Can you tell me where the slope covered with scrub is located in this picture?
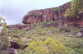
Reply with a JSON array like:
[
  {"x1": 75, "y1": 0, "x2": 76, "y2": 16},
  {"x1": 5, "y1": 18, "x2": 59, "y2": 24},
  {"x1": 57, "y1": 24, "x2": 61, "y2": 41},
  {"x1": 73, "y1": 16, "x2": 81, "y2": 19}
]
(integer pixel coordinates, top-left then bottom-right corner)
[{"x1": 0, "y1": 23, "x2": 83, "y2": 54}]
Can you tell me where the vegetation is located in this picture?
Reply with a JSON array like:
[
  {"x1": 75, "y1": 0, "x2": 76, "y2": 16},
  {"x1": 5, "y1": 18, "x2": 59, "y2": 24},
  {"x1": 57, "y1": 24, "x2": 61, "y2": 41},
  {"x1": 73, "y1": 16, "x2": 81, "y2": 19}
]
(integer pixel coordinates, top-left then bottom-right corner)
[
  {"x1": 0, "y1": 0, "x2": 83, "y2": 54},
  {"x1": 64, "y1": 0, "x2": 83, "y2": 18},
  {"x1": 0, "y1": 22, "x2": 82, "y2": 54},
  {"x1": 18, "y1": 25, "x2": 83, "y2": 54},
  {"x1": 0, "y1": 16, "x2": 9, "y2": 51},
  {"x1": 0, "y1": 16, "x2": 82, "y2": 54}
]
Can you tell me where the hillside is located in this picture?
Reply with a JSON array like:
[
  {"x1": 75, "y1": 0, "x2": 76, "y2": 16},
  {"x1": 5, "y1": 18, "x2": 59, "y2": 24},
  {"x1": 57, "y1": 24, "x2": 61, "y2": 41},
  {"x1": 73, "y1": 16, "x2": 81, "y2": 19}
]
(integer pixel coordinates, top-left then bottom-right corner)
[
  {"x1": 23, "y1": 2, "x2": 70, "y2": 25},
  {"x1": 0, "y1": 0, "x2": 83, "y2": 54},
  {"x1": 7, "y1": 1, "x2": 83, "y2": 30},
  {"x1": 22, "y1": 2, "x2": 83, "y2": 28},
  {"x1": 1, "y1": 24, "x2": 83, "y2": 54}
]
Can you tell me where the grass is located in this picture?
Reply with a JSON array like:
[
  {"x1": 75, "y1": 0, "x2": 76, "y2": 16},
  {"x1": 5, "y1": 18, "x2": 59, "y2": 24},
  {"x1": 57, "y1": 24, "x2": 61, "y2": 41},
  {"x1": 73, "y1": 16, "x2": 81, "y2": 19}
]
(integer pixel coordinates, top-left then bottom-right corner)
[
  {"x1": 13, "y1": 25, "x2": 83, "y2": 54},
  {"x1": 0, "y1": 24, "x2": 83, "y2": 54}
]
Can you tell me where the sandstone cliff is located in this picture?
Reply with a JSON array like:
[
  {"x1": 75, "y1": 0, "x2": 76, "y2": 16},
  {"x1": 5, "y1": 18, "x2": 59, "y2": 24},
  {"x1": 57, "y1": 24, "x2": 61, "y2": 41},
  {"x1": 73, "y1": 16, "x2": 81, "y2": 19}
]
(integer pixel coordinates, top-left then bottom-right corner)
[
  {"x1": 22, "y1": 2, "x2": 83, "y2": 28},
  {"x1": 7, "y1": 2, "x2": 83, "y2": 30},
  {"x1": 22, "y1": 3, "x2": 70, "y2": 24}
]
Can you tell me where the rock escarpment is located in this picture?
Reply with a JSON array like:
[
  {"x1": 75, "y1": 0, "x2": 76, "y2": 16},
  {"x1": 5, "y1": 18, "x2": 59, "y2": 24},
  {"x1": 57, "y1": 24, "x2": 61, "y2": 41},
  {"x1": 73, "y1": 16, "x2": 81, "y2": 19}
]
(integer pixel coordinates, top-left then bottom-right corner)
[
  {"x1": 7, "y1": 24, "x2": 32, "y2": 30},
  {"x1": 8, "y1": 2, "x2": 83, "y2": 30},
  {"x1": 23, "y1": 3, "x2": 70, "y2": 24}
]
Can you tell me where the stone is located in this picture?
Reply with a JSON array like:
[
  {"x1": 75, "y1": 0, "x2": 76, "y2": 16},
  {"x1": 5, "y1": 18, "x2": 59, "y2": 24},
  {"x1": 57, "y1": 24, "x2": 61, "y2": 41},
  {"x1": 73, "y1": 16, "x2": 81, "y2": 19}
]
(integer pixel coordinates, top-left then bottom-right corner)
[
  {"x1": 76, "y1": 32, "x2": 83, "y2": 37},
  {"x1": 22, "y1": 3, "x2": 70, "y2": 25}
]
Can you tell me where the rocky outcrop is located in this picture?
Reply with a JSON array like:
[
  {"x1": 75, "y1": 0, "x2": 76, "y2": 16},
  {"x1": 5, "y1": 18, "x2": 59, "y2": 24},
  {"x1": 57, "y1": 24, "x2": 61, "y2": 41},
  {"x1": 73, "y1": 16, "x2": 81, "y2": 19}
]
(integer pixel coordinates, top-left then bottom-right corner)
[
  {"x1": 22, "y1": 2, "x2": 83, "y2": 28},
  {"x1": 23, "y1": 3, "x2": 70, "y2": 24},
  {"x1": 7, "y1": 2, "x2": 83, "y2": 30},
  {"x1": 7, "y1": 24, "x2": 32, "y2": 30}
]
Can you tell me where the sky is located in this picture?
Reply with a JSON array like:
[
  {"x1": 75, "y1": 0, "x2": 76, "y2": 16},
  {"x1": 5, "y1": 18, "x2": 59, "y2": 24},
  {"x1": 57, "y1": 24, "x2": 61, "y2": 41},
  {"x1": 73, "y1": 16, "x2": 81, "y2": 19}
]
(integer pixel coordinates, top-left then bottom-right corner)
[{"x1": 0, "y1": 0, "x2": 71, "y2": 25}]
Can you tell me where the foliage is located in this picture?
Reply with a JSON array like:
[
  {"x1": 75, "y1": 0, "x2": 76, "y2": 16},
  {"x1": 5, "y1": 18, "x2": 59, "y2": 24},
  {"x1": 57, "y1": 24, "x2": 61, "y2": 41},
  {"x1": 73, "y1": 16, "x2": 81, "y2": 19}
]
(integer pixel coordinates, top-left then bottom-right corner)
[
  {"x1": 64, "y1": 0, "x2": 83, "y2": 18},
  {"x1": 14, "y1": 25, "x2": 83, "y2": 54},
  {"x1": 0, "y1": 16, "x2": 9, "y2": 50},
  {"x1": 0, "y1": 17, "x2": 83, "y2": 54},
  {"x1": 20, "y1": 37, "x2": 70, "y2": 54}
]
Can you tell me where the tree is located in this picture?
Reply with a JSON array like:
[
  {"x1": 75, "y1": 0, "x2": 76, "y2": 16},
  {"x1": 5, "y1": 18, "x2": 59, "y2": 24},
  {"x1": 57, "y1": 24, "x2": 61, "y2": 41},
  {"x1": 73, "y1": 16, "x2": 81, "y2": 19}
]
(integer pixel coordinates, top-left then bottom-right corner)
[
  {"x1": 71, "y1": 0, "x2": 80, "y2": 16},
  {"x1": 65, "y1": 0, "x2": 83, "y2": 18}
]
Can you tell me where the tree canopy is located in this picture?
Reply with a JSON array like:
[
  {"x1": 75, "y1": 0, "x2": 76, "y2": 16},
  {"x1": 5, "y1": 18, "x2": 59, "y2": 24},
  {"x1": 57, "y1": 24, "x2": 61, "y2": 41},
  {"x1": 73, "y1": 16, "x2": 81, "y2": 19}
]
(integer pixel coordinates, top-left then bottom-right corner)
[{"x1": 65, "y1": 0, "x2": 83, "y2": 18}]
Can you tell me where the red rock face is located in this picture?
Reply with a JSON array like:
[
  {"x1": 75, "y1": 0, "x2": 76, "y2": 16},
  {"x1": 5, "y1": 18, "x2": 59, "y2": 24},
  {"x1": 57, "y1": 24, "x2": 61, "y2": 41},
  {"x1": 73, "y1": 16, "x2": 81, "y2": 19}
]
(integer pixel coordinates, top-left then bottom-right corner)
[
  {"x1": 7, "y1": 2, "x2": 83, "y2": 30},
  {"x1": 7, "y1": 24, "x2": 32, "y2": 30},
  {"x1": 22, "y1": 3, "x2": 70, "y2": 24},
  {"x1": 22, "y1": 2, "x2": 83, "y2": 28}
]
